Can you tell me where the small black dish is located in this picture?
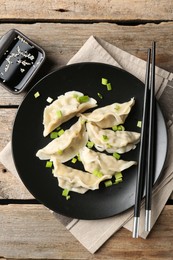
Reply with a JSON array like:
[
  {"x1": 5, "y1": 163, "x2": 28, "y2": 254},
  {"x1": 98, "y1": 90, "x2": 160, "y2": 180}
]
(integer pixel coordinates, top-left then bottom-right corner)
[{"x1": 0, "y1": 29, "x2": 45, "y2": 94}]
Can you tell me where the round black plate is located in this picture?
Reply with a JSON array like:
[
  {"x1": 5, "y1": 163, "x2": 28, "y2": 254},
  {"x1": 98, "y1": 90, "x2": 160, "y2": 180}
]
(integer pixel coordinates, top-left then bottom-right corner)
[{"x1": 12, "y1": 62, "x2": 167, "y2": 219}]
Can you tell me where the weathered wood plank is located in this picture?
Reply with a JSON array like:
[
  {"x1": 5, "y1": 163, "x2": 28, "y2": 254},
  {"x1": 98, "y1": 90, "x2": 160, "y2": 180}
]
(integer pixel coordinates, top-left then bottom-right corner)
[
  {"x1": 0, "y1": 204, "x2": 172, "y2": 259},
  {"x1": 0, "y1": 22, "x2": 173, "y2": 106},
  {"x1": 0, "y1": 108, "x2": 33, "y2": 199},
  {"x1": 0, "y1": 0, "x2": 173, "y2": 22},
  {"x1": 0, "y1": 164, "x2": 33, "y2": 199},
  {"x1": 0, "y1": 108, "x2": 16, "y2": 151}
]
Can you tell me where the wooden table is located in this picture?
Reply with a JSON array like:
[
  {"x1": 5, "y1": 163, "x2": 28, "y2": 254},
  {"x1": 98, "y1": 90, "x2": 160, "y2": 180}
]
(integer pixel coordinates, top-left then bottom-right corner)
[{"x1": 0, "y1": 1, "x2": 173, "y2": 259}]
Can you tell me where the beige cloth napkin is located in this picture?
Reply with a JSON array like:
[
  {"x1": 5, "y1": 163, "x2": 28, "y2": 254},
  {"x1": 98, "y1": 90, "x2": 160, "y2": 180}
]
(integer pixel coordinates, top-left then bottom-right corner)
[{"x1": 0, "y1": 36, "x2": 173, "y2": 254}]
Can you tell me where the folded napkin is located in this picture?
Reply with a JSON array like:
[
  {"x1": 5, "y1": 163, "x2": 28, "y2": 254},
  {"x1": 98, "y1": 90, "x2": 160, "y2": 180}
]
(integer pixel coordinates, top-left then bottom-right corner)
[{"x1": 0, "y1": 36, "x2": 173, "y2": 254}]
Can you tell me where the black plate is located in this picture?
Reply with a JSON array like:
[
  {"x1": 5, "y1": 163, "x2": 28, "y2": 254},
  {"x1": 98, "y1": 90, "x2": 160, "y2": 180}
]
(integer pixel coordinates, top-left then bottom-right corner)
[{"x1": 12, "y1": 62, "x2": 167, "y2": 219}]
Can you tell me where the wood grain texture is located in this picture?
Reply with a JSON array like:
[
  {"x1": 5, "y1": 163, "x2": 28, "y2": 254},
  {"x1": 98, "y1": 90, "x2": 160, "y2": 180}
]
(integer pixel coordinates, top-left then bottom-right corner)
[
  {"x1": 0, "y1": 164, "x2": 33, "y2": 199},
  {"x1": 0, "y1": 108, "x2": 16, "y2": 151},
  {"x1": 0, "y1": 0, "x2": 173, "y2": 22},
  {"x1": 0, "y1": 1, "x2": 172, "y2": 259},
  {"x1": 0, "y1": 22, "x2": 173, "y2": 105},
  {"x1": 0, "y1": 108, "x2": 34, "y2": 199},
  {"x1": 0, "y1": 204, "x2": 172, "y2": 259}
]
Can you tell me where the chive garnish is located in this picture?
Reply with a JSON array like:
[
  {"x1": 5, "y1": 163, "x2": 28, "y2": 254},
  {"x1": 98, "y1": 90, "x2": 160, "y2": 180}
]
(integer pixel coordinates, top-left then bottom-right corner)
[
  {"x1": 107, "y1": 143, "x2": 112, "y2": 149},
  {"x1": 71, "y1": 157, "x2": 77, "y2": 164},
  {"x1": 112, "y1": 125, "x2": 118, "y2": 131},
  {"x1": 45, "y1": 161, "x2": 53, "y2": 168},
  {"x1": 113, "y1": 152, "x2": 121, "y2": 160},
  {"x1": 137, "y1": 120, "x2": 142, "y2": 128},
  {"x1": 62, "y1": 189, "x2": 70, "y2": 200},
  {"x1": 77, "y1": 95, "x2": 89, "y2": 103},
  {"x1": 92, "y1": 169, "x2": 103, "y2": 178},
  {"x1": 34, "y1": 91, "x2": 40, "y2": 98},
  {"x1": 57, "y1": 150, "x2": 63, "y2": 155},
  {"x1": 58, "y1": 129, "x2": 64, "y2": 136},
  {"x1": 50, "y1": 132, "x2": 59, "y2": 139},
  {"x1": 117, "y1": 125, "x2": 125, "y2": 131},
  {"x1": 56, "y1": 110, "x2": 62, "y2": 118},
  {"x1": 114, "y1": 104, "x2": 120, "y2": 110},
  {"x1": 115, "y1": 172, "x2": 123, "y2": 180},
  {"x1": 77, "y1": 153, "x2": 81, "y2": 162},
  {"x1": 101, "y1": 78, "x2": 108, "y2": 85},
  {"x1": 114, "y1": 172, "x2": 123, "y2": 184},
  {"x1": 87, "y1": 141, "x2": 94, "y2": 149},
  {"x1": 104, "y1": 180, "x2": 113, "y2": 187},
  {"x1": 97, "y1": 92, "x2": 103, "y2": 99},
  {"x1": 112, "y1": 125, "x2": 125, "y2": 131},
  {"x1": 73, "y1": 93, "x2": 79, "y2": 99},
  {"x1": 102, "y1": 135, "x2": 109, "y2": 142},
  {"x1": 114, "y1": 179, "x2": 123, "y2": 184},
  {"x1": 107, "y1": 83, "x2": 112, "y2": 91}
]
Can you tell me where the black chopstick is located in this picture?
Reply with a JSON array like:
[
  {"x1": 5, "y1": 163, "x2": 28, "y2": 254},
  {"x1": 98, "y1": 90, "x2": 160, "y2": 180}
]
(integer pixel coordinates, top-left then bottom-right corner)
[
  {"x1": 132, "y1": 48, "x2": 151, "y2": 238},
  {"x1": 145, "y1": 41, "x2": 156, "y2": 232}
]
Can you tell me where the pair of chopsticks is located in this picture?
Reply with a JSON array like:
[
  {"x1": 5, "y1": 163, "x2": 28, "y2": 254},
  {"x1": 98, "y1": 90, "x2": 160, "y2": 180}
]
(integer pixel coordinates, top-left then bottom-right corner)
[{"x1": 133, "y1": 42, "x2": 156, "y2": 238}]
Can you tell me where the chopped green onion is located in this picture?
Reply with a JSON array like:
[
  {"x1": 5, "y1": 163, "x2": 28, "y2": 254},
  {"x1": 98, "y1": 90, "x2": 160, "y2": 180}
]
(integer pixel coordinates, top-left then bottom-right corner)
[
  {"x1": 62, "y1": 189, "x2": 70, "y2": 200},
  {"x1": 115, "y1": 172, "x2": 123, "y2": 180},
  {"x1": 97, "y1": 92, "x2": 103, "y2": 99},
  {"x1": 58, "y1": 129, "x2": 64, "y2": 136},
  {"x1": 115, "y1": 104, "x2": 120, "y2": 110},
  {"x1": 62, "y1": 189, "x2": 69, "y2": 196},
  {"x1": 117, "y1": 125, "x2": 125, "y2": 131},
  {"x1": 80, "y1": 118, "x2": 86, "y2": 125},
  {"x1": 57, "y1": 149, "x2": 63, "y2": 155},
  {"x1": 46, "y1": 97, "x2": 53, "y2": 103},
  {"x1": 114, "y1": 172, "x2": 123, "y2": 184},
  {"x1": 137, "y1": 120, "x2": 142, "y2": 128},
  {"x1": 45, "y1": 161, "x2": 53, "y2": 168},
  {"x1": 102, "y1": 78, "x2": 108, "y2": 85},
  {"x1": 56, "y1": 126, "x2": 61, "y2": 131},
  {"x1": 102, "y1": 135, "x2": 109, "y2": 142},
  {"x1": 56, "y1": 110, "x2": 62, "y2": 118},
  {"x1": 106, "y1": 143, "x2": 112, "y2": 149},
  {"x1": 52, "y1": 169, "x2": 55, "y2": 174},
  {"x1": 104, "y1": 180, "x2": 113, "y2": 187},
  {"x1": 50, "y1": 132, "x2": 59, "y2": 139},
  {"x1": 77, "y1": 95, "x2": 89, "y2": 103},
  {"x1": 114, "y1": 179, "x2": 123, "y2": 184},
  {"x1": 71, "y1": 157, "x2": 77, "y2": 164},
  {"x1": 113, "y1": 152, "x2": 121, "y2": 160},
  {"x1": 112, "y1": 125, "x2": 125, "y2": 131},
  {"x1": 92, "y1": 169, "x2": 103, "y2": 178},
  {"x1": 77, "y1": 153, "x2": 81, "y2": 162},
  {"x1": 112, "y1": 125, "x2": 118, "y2": 131},
  {"x1": 73, "y1": 93, "x2": 79, "y2": 99},
  {"x1": 87, "y1": 141, "x2": 94, "y2": 149},
  {"x1": 107, "y1": 82, "x2": 112, "y2": 91},
  {"x1": 34, "y1": 91, "x2": 40, "y2": 98}
]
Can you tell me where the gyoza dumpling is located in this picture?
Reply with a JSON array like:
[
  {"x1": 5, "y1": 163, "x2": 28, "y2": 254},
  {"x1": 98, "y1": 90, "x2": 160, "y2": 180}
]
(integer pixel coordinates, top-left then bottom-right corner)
[
  {"x1": 43, "y1": 91, "x2": 97, "y2": 136},
  {"x1": 86, "y1": 122, "x2": 140, "y2": 153},
  {"x1": 51, "y1": 156, "x2": 110, "y2": 194},
  {"x1": 81, "y1": 98, "x2": 135, "y2": 128},
  {"x1": 36, "y1": 118, "x2": 88, "y2": 162},
  {"x1": 79, "y1": 147, "x2": 137, "y2": 176}
]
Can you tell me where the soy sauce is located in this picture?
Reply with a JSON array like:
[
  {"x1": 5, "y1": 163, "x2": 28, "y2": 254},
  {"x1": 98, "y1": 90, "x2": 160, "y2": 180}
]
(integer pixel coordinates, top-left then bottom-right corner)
[{"x1": 0, "y1": 33, "x2": 45, "y2": 93}]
